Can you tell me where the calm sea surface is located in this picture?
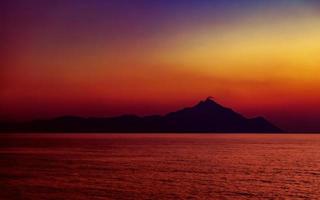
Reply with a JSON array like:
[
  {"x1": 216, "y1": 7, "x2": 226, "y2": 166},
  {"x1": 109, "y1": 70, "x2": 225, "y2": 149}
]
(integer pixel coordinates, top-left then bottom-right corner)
[{"x1": 1, "y1": 133, "x2": 320, "y2": 200}]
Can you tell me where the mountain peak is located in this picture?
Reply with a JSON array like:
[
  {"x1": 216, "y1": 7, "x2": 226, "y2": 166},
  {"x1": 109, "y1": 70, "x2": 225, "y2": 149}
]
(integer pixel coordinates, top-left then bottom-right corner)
[
  {"x1": 203, "y1": 96, "x2": 215, "y2": 103},
  {"x1": 196, "y1": 96, "x2": 223, "y2": 109},
  {"x1": 206, "y1": 96, "x2": 214, "y2": 100}
]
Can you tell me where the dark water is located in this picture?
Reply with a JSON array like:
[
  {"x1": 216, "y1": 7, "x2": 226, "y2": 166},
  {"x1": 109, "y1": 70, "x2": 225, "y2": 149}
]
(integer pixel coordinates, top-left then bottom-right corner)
[{"x1": 1, "y1": 134, "x2": 320, "y2": 200}]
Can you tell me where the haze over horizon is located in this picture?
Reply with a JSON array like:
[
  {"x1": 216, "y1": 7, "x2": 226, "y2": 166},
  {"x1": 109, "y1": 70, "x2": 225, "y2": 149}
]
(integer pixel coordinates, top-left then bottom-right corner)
[{"x1": 2, "y1": 0, "x2": 320, "y2": 132}]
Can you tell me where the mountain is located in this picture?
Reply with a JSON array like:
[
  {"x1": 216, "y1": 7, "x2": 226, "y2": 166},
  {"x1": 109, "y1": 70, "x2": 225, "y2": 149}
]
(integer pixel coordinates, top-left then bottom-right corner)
[
  {"x1": 0, "y1": 98, "x2": 283, "y2": 133},
  {"x1": 161, "y1": 98, "x2": 282, "y2": 132}
]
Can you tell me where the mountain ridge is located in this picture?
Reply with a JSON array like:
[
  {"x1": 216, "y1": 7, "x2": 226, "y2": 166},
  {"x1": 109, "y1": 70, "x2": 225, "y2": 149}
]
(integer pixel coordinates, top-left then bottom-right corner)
[{"x1": 0, "y1": 98, "x2": 283, "y2": 133}]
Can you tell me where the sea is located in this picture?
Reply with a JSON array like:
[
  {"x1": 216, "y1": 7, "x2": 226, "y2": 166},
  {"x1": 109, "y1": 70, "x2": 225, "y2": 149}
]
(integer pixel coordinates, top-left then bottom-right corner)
[{"x1": 1, "y1": 133, "x2": 320, "y2": 200}]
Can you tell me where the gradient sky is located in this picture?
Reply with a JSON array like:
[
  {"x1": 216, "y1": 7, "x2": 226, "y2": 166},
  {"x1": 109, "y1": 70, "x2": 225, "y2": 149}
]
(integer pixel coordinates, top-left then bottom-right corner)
[{"x1": 2, "y1": 0, "x2": 320, "y2": 131}]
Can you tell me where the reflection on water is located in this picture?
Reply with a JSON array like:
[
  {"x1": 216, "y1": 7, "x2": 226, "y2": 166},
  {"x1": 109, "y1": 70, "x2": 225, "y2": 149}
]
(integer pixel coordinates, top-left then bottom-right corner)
[{"x1": 1, "y1": 134, "x2": 320, "y2": 199}]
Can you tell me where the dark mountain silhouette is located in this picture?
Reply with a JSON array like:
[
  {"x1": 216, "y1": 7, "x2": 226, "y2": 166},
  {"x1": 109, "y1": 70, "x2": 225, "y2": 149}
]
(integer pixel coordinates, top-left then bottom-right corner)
[{"x1": 0, "y1": 97, "x2": 283, "y2": 133}]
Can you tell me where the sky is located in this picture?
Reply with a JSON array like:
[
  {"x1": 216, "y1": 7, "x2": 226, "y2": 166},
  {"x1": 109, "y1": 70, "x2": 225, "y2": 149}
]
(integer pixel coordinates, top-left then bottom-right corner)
[{"x1": 1, "y1": 0, "x2": 320, "y2": 132}]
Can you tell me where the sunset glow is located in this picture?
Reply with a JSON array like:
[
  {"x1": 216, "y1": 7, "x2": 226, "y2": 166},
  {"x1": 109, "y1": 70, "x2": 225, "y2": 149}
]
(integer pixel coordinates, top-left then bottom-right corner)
[{"x1": 2, "y1": 0, "x2": 320, "y2": 131}]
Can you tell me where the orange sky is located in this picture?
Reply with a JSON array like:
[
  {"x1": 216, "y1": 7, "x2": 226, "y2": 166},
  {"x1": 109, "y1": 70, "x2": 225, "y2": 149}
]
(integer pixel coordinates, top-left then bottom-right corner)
[{"x1": 2, "y1": 0, "x2": 320, "y2": 131}]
